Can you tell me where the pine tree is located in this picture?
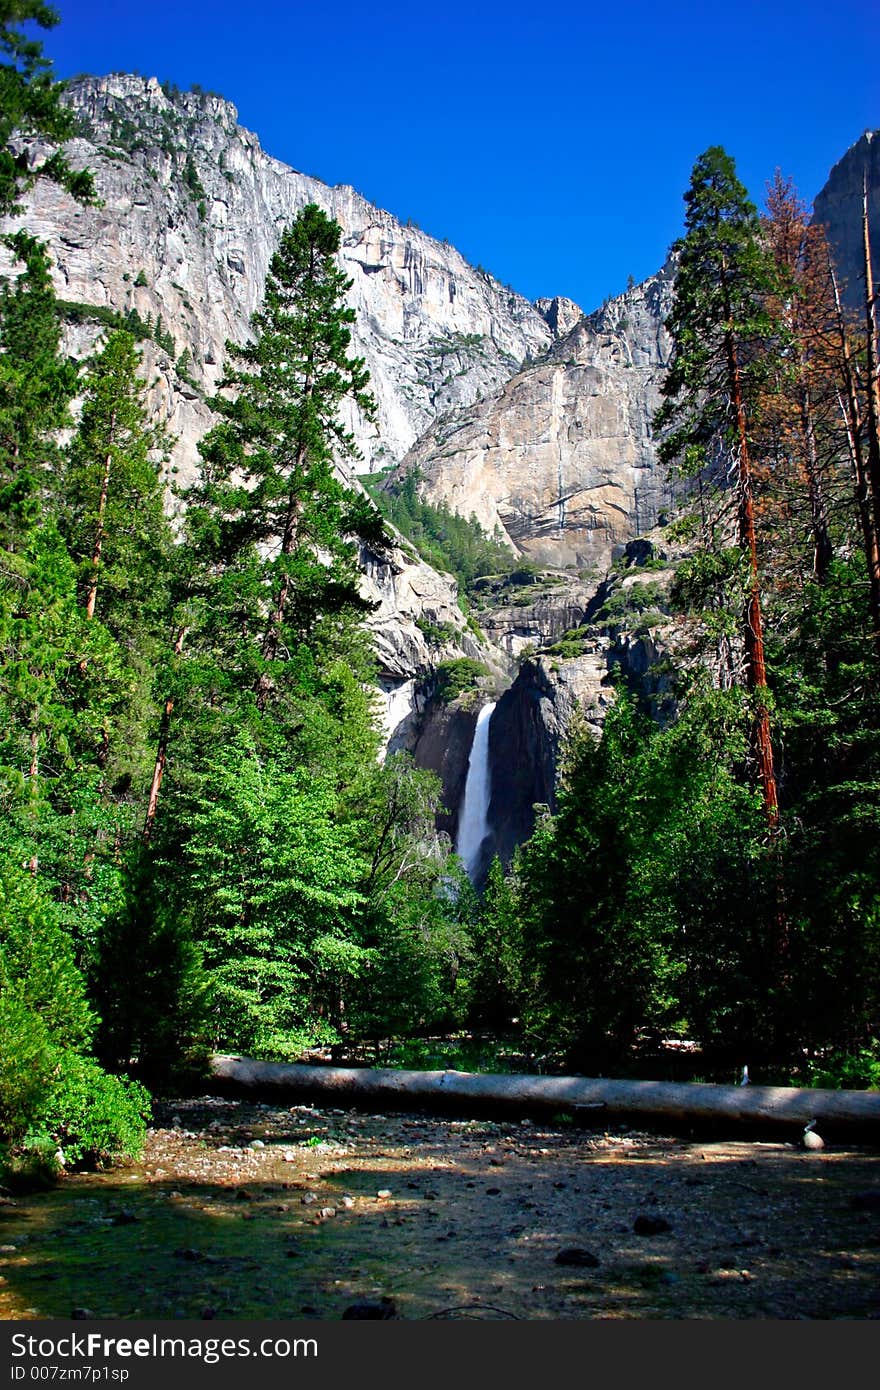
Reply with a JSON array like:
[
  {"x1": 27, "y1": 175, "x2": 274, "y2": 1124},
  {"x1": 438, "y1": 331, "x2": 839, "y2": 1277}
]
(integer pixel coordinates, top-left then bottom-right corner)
[
  {"x1": 142, "y1": 205, "x2": 386, "y2": 837},
  {"x1": 655, "y1": 147, "x2": 785, "y2": 829},
  {"x1": 187, "y1": 202, "x2": 383, "y2": 708},
  {"x1": 0, "y1": 1, "x2": 95, "y2": 215},
  {"x1": 60, "y1": 330, "x2": 171, "y2": 637},
  {"x1": 0, "y1": 231, "x2": 77, "y2": 545}
]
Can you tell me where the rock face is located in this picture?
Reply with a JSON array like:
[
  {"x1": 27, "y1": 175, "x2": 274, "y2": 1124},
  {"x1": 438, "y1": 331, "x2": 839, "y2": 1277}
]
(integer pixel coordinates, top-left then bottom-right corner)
[
  {"x1": 393, "y1": 266, "x2": 676, "y2": 575},
  {"x1": 15, "y1": 78, "x2": 874, "y2": 860},
  {"x1": 5, "y1": 74, "x2": 568, "y2": 484},
  {"x1": 357, "y1": 539, "x2": 490, "y2": 748},
  {"x1": 484, "y1": 538, "x2": 684, "y2": 865},
  {"x1": 469, "y1": 571, "x2": 597, "y2": 659},
  {"x1": 812, "y1": 129, "x2": 880, "y2": 312},
  {"x1": 534, "y1": 295, "x2": 584, "y2": 337},
  {"x1": 408, "y1": 697, "x2": 482, "y2": 845},
  {"x1": 485, "y1": 651, "x2": 609, "y2": 867}
]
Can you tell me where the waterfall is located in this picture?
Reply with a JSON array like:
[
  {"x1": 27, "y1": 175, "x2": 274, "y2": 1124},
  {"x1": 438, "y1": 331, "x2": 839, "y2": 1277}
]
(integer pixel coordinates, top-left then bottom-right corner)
[{"x1": 456, "y1": 701, "x2": 496, "y2": 880}]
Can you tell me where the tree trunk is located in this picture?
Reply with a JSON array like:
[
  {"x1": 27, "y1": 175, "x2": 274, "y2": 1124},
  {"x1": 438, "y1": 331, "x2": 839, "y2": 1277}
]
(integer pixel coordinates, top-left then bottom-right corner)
[
  {"x1": 830, "y1": 262, "x2": 880, "y2": 655},
  {"x1": 84, "y1": 421, "x2": 115, "y2": 621},
  {"x1": 260, "y1": 451, "x2": 305, "y2": 666},
  {"x1": 209, "y1": 1056, "x2": 880, "y2": 1137},
  {"x1": 797, "y1": 378, "x2": 832, "y2": 583},
  {"x1": 861, "y1": 176, "x2": 880, "y2": 570},
  {"x1": 143, "y1": 625, "x2": 187, "y2": 844},
  {"x1": 724, "y1": 327, "x2": 780, "y2": 830}
]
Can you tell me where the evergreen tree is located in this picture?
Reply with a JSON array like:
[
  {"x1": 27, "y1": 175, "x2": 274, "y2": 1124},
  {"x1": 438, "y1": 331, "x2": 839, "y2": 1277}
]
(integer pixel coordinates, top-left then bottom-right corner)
[
  {"x1": 655, "y1": 147, "x2": 786, "y2": 829},
  {"x1": 60, "y1": 331, "x2": 172, "y2": 636},
  {"x1": 0, "y1": 1, "x2": 95, "y2": 216},
  {"x1": 186, "y1": 202, "x2": 384, "y2": 711},
  {"x1": 0, "y1": 231, "x2": 77, "y2": 544}
]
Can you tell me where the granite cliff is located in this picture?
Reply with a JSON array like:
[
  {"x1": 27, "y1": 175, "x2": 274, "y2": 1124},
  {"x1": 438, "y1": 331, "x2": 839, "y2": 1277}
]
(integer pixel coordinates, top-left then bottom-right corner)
[
  {"x1": 390, "y1": 266, "x2": 676, "y2": 577},
  {"x1": 8, "y1": 74, "x2": 569, "y2": 481},
  {"x1": 813, "y1": 129, "x2": 879, "y2": 312}
]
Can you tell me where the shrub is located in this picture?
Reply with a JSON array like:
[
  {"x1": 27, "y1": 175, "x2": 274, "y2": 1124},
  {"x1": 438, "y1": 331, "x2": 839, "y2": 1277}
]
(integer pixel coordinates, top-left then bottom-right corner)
[
  {"x1": 34, "y1": 1052, "x2": 151, "y2": 1167},
  {"x1": 433, "y1": 658, "x2": 490, "y2": 704},
  {"x1": 803, "y1": 1041, "x2": 880, "y2": 1090},
  {"x1": 0, "y1": 989, "x2": 57, "y2": 1142}
]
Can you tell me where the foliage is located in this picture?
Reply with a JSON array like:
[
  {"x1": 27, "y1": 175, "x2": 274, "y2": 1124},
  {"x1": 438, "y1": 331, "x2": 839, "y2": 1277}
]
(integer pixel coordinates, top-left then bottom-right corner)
[
  {"x1": 432, "y1": 658, "x2": 491, "y2": 704},
  {"x1": 512, "y1": 699, "x2": 684, "y2": 1068},
  {"x1": 801, "y1": 1041, "x2": 880, "y2": 1092},
  {"x1": 0, "y1": 231, "x2": 78, "y2": 541},
  {"x1": 31, "y1": 1051, "x2": 151, "y2": 1165},
  {"x1": 654, "y1": 146, "x2": 785, "y2": 481},
  {"x1": 0, "y1": 1, "x2": 95, "y2": 215},
  {"x1": 0, "y1": 856, "x2": 148, "y2": 1169},
  {"x1": 364, "y1": 467, "x2": 516, "y2": 597},
  {"x1": 172, "y1": 734, "x2": 370, "y2": 1059}
]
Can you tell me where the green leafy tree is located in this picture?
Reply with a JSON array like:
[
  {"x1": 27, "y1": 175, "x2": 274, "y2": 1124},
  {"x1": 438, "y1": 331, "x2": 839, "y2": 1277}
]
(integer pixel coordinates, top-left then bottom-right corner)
[
  {"x1": 174, "y1": 732, "x2": 371, "y2": 1059},
  {"x1": 142, "y1": 204, "x2": 387, "y2": 843},
  {"x1": 514, "y1": 701, "x2": 681, "y2": 1069}
]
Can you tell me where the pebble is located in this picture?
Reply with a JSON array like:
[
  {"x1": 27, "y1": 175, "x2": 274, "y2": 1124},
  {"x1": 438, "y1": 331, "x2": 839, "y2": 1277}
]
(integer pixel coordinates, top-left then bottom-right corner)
[
  {"x1": 319, "y1": 1207, "x2": 337, "y2": 1219},
  {"x1": 341, "y1": 1195, "x2": 355, "y2": 1209},
  {"x1": 377, "y1": 1189, "x2": 393, "y2": 1199},
  {"x1": 249, "y1": 1140, "x2": 265, "y2": 1150},
  {"x1": 301, "y1": 1192, "x2": 318, "y2": 1205}
]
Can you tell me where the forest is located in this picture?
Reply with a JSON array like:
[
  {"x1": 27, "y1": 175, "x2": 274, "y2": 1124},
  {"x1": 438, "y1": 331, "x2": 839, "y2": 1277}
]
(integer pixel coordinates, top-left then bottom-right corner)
[{"x1": 1, "y1": 1, "x2": 879, "y2": 1194}]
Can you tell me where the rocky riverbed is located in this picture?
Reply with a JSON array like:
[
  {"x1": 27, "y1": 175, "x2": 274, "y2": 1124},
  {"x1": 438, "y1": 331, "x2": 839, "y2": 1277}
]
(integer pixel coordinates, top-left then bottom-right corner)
[{"x1": 1, "y1": 1098, "x2": 878, "y2": 1321}]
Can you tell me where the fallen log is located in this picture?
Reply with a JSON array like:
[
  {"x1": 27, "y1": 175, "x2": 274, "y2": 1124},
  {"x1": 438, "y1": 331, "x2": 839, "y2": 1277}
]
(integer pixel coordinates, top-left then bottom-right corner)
[{"x1": 209, "y1": 1055, "x2": 880, "y2": 1139}]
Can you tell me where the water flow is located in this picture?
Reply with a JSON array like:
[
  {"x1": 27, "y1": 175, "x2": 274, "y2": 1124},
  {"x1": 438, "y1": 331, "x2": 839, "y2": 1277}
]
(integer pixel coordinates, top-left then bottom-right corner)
[{"x1": 456, "y1": 701, "x2": 496, "y2": 880}]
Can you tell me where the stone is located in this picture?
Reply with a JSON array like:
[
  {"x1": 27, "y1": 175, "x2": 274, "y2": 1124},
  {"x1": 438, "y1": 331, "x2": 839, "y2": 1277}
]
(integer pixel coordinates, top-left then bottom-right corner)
[
  {"x1": 554, "y1": 1247, "x2": 600, "y2": 1268},
  {"x1": 110, "y1": 1209, "x2": 139, "y2": 1225},
  {"x1": 633, "y1": 1215, "x2": 671, "y2": 1236},
  {"x1": 341, "y1": 1296, "x2": 396, "y2": 1319},
  {"x1": 851, "y1": 1190, "x2": 880, "y2": 1212}
]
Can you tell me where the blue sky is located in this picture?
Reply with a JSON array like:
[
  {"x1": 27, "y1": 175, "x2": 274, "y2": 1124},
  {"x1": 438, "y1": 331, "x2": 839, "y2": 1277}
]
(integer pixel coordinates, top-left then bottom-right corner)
[{"x1": 40, "y1": 0, "x2": 879, "y2": 313}]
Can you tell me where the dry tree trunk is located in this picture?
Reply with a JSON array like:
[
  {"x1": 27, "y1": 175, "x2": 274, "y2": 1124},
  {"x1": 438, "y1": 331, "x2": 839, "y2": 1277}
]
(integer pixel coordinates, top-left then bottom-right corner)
[{"x1": 210, "y1": 1056, "x2": 880, "y2": 1137}]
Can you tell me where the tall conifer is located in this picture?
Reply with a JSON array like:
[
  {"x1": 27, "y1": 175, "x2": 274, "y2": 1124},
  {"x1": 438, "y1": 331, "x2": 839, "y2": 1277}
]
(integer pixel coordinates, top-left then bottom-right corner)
[{"x1": 655, "y1": 147, "x2": 785, "y2": 829}]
